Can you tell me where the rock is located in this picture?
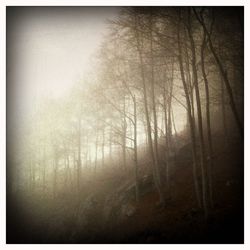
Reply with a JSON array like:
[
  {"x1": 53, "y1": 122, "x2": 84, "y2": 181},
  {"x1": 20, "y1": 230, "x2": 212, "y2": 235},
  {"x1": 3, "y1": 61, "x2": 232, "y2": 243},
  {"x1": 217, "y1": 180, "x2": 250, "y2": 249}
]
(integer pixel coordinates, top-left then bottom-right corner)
[
  {"x1": 121, "y1": 203, "x2": 136, "y2": 218},
  {"x1": 75, "y1": 194, "x2": 98, "y2": 229},
  {"x1": 102, "y1": 193, "x2": 120, "y2": 227},
  {"x1": 102, "y1": 182, "x2": 139, "y2": 226},
  {"x1": 121, "y1": 185, "x2": 136, "y2": 202},
  {"x1": 140, "y1": 175, "x2": 153, "y2": 196}
]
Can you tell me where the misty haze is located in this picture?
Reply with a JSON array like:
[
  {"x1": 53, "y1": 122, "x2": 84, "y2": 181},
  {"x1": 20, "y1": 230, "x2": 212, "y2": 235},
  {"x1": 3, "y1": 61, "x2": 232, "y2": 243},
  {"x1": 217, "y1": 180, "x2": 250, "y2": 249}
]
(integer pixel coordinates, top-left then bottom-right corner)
[{"x1": 7, "y1": 7, "x2": 244, "y2": 244}]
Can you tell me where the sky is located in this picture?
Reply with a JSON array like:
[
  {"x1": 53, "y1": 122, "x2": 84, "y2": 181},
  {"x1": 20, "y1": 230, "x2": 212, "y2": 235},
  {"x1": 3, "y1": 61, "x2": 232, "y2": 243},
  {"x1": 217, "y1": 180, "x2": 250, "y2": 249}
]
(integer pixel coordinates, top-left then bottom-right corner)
[
  {"x1": 6, "y1": 6, "x2": 188, "y2": 167},
  {"x1": 7, "y1": 7, "x2": 121, "y2": 121},
  {"x1": 7, "y1": 6, "x2": 186, "y2": 143}
]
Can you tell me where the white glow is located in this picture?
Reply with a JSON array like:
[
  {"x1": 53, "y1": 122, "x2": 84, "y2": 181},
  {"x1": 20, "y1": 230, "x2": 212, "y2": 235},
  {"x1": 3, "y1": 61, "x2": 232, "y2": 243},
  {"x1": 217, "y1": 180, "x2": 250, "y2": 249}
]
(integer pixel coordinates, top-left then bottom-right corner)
[{"x1": 12, "y1": 8, "x2": 120, "y2": 111}]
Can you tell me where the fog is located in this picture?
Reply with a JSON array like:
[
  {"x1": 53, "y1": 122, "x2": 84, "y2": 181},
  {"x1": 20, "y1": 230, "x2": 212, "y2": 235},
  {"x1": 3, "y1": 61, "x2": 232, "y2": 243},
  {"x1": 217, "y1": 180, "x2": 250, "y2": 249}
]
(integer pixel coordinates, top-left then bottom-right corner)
[
  {"x1": 7, "y1": 7, "x2": 120, "y2": 112},
  {"x1": 7, "y1": 7, "x2": 243, "y2": 244}
]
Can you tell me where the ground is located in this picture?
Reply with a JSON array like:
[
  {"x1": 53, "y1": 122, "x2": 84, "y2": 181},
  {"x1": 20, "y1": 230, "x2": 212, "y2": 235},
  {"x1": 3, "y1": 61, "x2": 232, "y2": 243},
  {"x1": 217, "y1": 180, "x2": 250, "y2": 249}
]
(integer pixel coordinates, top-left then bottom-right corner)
[{"x1": 7, "y1": 132, "x2": 244, "y2": 243}]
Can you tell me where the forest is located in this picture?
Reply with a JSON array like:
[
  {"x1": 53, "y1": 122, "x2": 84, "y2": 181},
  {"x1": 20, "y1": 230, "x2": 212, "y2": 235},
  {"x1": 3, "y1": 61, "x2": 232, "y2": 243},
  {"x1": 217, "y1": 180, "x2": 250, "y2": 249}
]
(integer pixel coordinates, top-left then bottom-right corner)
[{"x1": 7, "y1": 7, "x2": 244, "y2": 243}]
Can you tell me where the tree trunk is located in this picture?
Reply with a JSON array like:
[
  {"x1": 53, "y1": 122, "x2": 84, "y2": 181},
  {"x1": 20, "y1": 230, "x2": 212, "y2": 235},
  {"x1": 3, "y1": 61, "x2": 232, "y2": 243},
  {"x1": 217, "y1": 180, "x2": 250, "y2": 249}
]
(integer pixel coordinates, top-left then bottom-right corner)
[
  {"x1": 102, "y1": 127, "x2": 105, "y2": 169},
  {"x1": 187, "y1": 8, "x2": 208, "y2": 218},
  {"x1": 95, "y1": 134, "x2": 99, "y2": 174},
  {"x1": 122, "y1": 97, "x2": 127, "y2": 171},
  {"x1": 133, "y1": 95, "x2": 140, "y2": 203},
  {"x1": 53, "y1": 152, "x2": 58, "y2": 199},
  {"x1": 221, "y1": 76, "x2": 228, "y2": 147},
  {"x1": 134, "y1": 13, "x2": 165, "y2": 204},
  {"x1": 42, "y1": 146, "x2": 46, "y2": 196},
  {"x1": 194, "y1": 8, "x2": 243, "y2": 138},
  {"x1": 163, "y1": 89, "x2": 170, "y2": 197},
  {"x1": 109, "y1": 125, "x2": 113, "y2": 163},
  {"x1": 201, "y1": 30, "x2": 214, "y2": 208},
  {"x1": 177, "y1": 17, "x2": 201, "y2": 208},
  {"x1": 77, "y1": 117, "x2": 82, "y2": 193}
]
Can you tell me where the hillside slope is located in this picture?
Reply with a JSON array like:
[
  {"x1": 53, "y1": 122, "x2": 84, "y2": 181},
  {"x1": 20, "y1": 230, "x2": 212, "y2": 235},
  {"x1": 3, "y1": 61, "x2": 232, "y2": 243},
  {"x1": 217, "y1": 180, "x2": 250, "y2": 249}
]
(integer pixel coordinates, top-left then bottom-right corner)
[{"x1": 7, "y1": 133, "x2": 244, "y2": 243}]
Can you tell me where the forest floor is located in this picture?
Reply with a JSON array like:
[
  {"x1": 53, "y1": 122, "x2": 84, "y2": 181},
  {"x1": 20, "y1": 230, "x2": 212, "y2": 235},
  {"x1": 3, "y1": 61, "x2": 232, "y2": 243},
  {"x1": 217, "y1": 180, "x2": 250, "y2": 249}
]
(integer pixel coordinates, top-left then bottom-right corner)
[{"x1": 7, "y1": 133, "x2": 244, "y2": 243}]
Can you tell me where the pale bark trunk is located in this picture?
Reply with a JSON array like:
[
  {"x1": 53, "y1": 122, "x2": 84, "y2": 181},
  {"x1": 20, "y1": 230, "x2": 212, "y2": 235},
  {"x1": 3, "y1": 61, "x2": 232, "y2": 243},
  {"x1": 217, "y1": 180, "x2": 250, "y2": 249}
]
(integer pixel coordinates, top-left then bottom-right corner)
[
  {"x1": 53, "y1": 152, "x2": 58, "y2": 199},
  {"x1": 163, "y1": 90, "x2": 170, "y2": 196},
  {"x1": 109, "y1": 125, "x2": 112, "y2": 162},
  {"x1": 102, "y1": 127, "x2": 105, "y2": 169},
  {"x1": 201, "y1": 30, "x2": 214, "y2": 208},
  {"x1": 42, "y1": 146, "x2": 46, "y2": 196},
  {"x1": 134, "y1": 13, "x2": 165, "y2": 204},
  {"x1": 77, "y1": 117, "x2": 82, "y2": 192},
  {"x1": 94, "y1": 134, "x2": 99, "y2": 174},
  {"x1": 133, "y1": 95, "x2": 139, "y2": 203}
]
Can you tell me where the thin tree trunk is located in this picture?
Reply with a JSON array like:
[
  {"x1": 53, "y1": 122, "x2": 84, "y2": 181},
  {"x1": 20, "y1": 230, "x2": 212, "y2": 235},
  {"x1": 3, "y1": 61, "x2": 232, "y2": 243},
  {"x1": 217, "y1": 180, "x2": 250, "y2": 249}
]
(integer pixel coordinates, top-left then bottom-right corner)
[
  {"x1": 95, "y1": 134, "x2": 99, "y2": 175},
  {"x1": 102, "y1": 127, "x2": 105, "y2": 169},
  {"x1": 221, "y1": 76, "x2": 228, "y2": 147},
  {"x1": 133, "y1": 95, "x2": 139, "y2": 203},
  {"x1": 122, "y1": 97, "x2": 127, "y2": 171},
  {"x1": 193, "y1": 8, "x2": 243, "y2": 138},
  {"x1": 201, "y1": 30, "x2": 214, "y2": 208},
  {"x1": 150, "y1": 15, "x2": 160, "y2": 168},
  {"x1": 53, "y1": 152, "x2": 58, "y2": 199},
  {"x1": 171, "y1": 107, "x2": 178, "y2": 167},
  {"x1": 66, "y1": 153, "x2": 72, "y2": 189},
  {"x1": 134, "y1": 13, "x2": 165, "y2": 204},
  {"x1": 42, "y1": 146, "x2": 46, "y2": 196},
  {"x1": 109, "y1": 125, "x2": 112, "y2": 163},
  {"x1": 177, "y1": 17, "x2": 201, "y2": 208},
  {"x1": 163, "y1": 89, "x2": 170, "y2": 197},
  {"x1": 166, "y1": 64, "x2": 174, "y2": 197},
  {"x1": 29, "y1": 158, "x2": 33, "y2": 192},
  {"x1": 187, "y1": 8, "x2": 208, "y2": 218},
  {"x1": 77, "y1": 117, "x2": 82, "y2": 193}
]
